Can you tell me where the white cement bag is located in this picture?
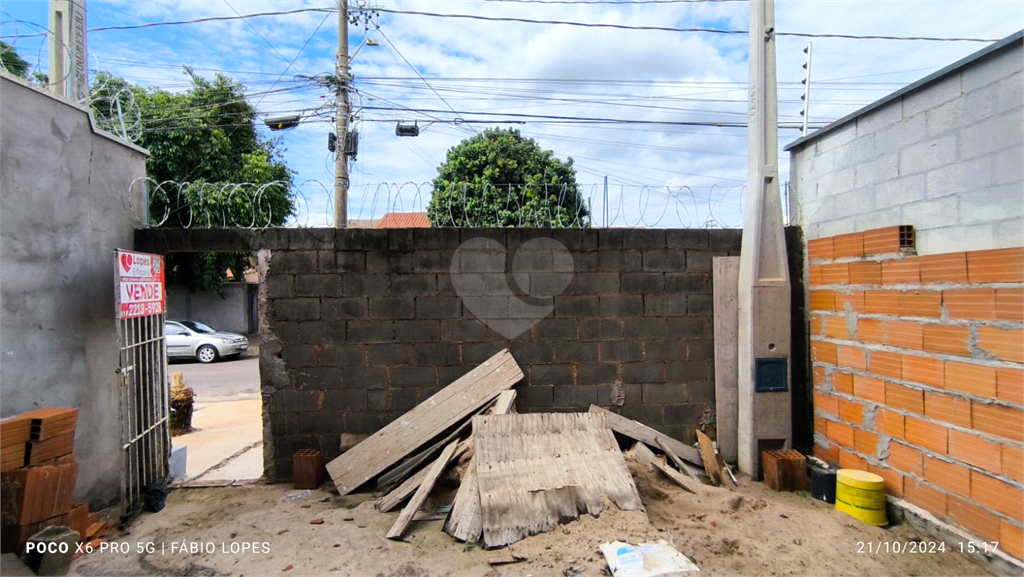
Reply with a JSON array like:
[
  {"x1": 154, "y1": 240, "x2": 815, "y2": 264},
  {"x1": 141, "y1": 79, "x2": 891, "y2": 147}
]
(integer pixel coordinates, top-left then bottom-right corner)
[{"x1": 599, "y1": 540, "x2": 700, "y2": 577}]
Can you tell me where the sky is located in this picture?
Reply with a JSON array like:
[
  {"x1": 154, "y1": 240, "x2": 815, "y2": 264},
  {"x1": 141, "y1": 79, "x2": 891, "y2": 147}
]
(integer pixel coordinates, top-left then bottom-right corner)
[{"x1": 2, "y1": 0, "x2": 1021, "y2": 228}]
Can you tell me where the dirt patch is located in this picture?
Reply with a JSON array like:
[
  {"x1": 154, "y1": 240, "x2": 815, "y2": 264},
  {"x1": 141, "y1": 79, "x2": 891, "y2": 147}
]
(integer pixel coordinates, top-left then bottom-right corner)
[{"x1": 70, "y1": 468, "x2": 990, "y2": 577}]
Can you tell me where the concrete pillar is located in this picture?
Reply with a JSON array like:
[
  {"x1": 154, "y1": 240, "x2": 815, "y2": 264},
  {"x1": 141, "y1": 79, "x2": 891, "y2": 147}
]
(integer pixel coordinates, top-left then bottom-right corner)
[{"x1": 737, "y1": 0, "x2": 793, "y2": 476}]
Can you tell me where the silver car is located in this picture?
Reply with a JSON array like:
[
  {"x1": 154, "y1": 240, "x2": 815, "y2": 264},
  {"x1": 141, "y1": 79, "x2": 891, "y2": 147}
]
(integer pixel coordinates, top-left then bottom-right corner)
[{"x1": 165, "y1": 320, "x2": 249, "y2": 363}]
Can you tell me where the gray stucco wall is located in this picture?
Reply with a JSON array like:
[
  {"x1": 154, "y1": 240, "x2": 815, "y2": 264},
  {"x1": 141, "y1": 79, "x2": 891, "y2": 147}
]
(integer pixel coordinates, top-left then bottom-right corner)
[
  {"x1": 0, "y1": 74, "x2": 148, "y2": 507},
  {"x1": 788, "y1": 38, "x2": 1023, "y2": 254},
  {"x1": 167, "y1": 283, "x2": 255, "y2": 335}
]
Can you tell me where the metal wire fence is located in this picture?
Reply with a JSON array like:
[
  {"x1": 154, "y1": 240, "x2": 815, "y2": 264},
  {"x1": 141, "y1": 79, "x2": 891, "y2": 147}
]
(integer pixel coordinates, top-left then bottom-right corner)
[{"x1": 129, "y1": 179, "x2": 748, "y2": 229}]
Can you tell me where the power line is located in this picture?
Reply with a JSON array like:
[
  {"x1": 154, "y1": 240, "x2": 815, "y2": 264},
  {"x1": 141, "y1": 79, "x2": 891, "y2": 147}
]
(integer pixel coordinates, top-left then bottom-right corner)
[
  {"x1": 370, "y1": 8, "x2": 1001, "y2": 42},
  {"x1": 358, "y1": 105, "x2": 826, "y2": 129},
  {"x1": 377, "y1": 29, "x2": 478, "y2": 135},
  {"x1": 221, "y1": 0, "x2": 292, "y2": 67},
  {"x1": 254, "y1": 9, "x2": 332, "y2": 110},
  {"x1": 86, "y1": 7, "x2": 336, "y2": 33}
]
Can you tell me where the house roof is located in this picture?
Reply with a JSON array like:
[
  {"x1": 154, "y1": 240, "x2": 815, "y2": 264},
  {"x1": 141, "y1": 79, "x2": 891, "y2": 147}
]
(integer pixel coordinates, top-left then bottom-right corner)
[
  {"x1": 376, "y1": 212, "x2": 431, "y2": 228},
  {"x1": 784, "y1": 29, "x2": 1023, "y2": 152}
]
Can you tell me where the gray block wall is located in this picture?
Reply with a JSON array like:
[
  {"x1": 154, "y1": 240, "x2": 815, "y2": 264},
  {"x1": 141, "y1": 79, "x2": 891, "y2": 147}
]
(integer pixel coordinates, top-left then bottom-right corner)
[
  {"x1": 788, "y1": 37, "x2": 1022, "y2": 254},
  {"x1": 259, "y1": 228, "x2": 741, "y2": 481},
  {"x1": 1, "y1": 73, "x2": 148, "y2": 507}
]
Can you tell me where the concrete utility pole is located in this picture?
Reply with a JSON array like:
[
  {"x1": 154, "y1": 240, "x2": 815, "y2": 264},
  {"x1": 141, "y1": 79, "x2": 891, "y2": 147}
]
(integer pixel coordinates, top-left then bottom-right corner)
[
  {"x1": 48, "y1": 0, "x2": 88, "y2": 102},
  {"x1": 736, "y1": 0, "x2": 792, "y2": 476},
  {"x1": 334, "y1": 0, "x2": 350, "y2": 228}
]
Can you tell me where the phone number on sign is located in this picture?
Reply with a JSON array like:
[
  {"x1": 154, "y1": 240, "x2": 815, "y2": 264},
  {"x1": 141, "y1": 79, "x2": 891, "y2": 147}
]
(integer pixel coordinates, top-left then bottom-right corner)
[
  {"x1": 858, "y1": 541, "x2": 946, "y2": 554},
  {"x1": 122, "y1": 302, "x2": 164, "y2": 318}
]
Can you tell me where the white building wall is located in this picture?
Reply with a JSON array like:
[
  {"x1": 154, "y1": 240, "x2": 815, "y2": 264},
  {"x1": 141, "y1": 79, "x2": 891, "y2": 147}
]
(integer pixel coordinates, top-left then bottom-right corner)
[{"x1": 789, "y1": 40, "x2": 1023, "y2": 254}]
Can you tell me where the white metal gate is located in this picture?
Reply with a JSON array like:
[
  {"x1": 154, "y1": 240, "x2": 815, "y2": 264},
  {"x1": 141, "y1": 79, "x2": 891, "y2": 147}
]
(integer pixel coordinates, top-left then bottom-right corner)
[{"x1": 115, "y1": 250, "x2": 170, "y2": 523}]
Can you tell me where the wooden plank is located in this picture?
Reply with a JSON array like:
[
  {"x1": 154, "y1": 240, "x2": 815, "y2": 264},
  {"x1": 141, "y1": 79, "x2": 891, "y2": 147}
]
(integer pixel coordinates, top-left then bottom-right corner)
[
  {"x1": 649, "y1": 456, "x2": 698, "y2": 494},
  {"x1": 378, "y1": 440, "x2": 471, "y2": 513},
  {"x1": 631, "y1": 441, "x2": 657, "y2": 468},
  {"x1": 655, "y1": 436, "x2": 701, "y2": 482},
  {"x1": 588, "y1": 405, "x2": 701, "y2": 466},
  {"x1": 386, "y1": 440, "x2": 460, "y2": 540},
  {"x1": 475, "y1": 413, "x2": 642, "y2": 548},
  {"x1": 713, "y1": 256, "x2": 740, "y2": 463},
  {"x1": 443, "y1": 457, "x2": 481, "y2": 542},
  {"x1": 327, "y1": 350, "x2": 523, "y2": 495},
  {"x1": 630, "y1": 442, "x2": 697, "y2": 494},
  {"x1": 490, "y1": 390, "x2": 517, "y2": 415},
  {"x1": 377, "y1": 415, "x2": 475, "y2": 492},
  {"x1": 695, "y1": 429, "x2": 723, "y2": 486}
]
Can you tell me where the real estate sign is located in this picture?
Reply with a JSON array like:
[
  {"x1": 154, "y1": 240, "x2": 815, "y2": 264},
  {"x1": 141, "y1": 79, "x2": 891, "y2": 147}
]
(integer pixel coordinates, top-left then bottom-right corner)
[{"x1": 116, "y1": 249, "x2": 165, "y2": 319}]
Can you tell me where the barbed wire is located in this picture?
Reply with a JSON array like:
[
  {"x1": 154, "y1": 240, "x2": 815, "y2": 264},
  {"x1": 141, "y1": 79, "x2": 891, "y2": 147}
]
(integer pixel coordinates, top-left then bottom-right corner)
[{"x1": 129, "y1": 179, "x2": 746, "y2": 230}]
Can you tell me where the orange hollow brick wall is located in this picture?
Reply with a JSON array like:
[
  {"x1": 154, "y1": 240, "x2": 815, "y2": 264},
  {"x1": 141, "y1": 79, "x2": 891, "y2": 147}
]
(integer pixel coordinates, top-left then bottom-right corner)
[{"x1": 807, "y1": 225, "x2": 1024, "y2": 559}]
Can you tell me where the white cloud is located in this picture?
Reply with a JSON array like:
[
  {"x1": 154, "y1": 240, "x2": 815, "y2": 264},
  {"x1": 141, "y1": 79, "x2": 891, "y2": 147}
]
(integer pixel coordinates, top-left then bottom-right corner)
[{"x1": 2, "y1": 0, "x2": 1020, "y2": 227}]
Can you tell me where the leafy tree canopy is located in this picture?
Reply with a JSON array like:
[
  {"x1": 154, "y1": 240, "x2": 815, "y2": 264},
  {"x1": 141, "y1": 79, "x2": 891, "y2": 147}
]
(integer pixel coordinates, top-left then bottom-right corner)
[
  {"x1": 1, "y1": 41, "x2": 31, "y2": 78},
  {"x1": 428, "y1": 128, "x2": 590, "y2": 228},
  {"x1": 91, "y1": 70, "x2": 294, "y2": 292}
]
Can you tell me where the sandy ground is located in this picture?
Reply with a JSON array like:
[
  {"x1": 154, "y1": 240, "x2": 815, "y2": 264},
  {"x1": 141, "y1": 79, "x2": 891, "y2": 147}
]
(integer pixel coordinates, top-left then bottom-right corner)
[{"x1": 69, "y1": 458, "x2": 991, "y2": 577}]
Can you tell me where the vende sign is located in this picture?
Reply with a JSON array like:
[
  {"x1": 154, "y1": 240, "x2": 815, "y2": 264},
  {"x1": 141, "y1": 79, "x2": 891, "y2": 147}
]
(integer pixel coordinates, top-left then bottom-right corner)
[{"x1": 116, "y1": 250, "x2": 165, "y2": 319}]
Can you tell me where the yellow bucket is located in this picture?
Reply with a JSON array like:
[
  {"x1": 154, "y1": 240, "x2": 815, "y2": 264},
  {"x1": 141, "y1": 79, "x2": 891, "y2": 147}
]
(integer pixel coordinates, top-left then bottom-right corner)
[{"x1": 835, "y1": 469, "x2": 888, "y2": 526}]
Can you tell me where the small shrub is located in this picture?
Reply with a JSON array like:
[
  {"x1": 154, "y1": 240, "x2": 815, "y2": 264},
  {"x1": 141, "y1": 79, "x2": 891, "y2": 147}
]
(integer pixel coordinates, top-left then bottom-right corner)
[{"x1": 169, "y1": 372, "x2": 195, "y2": 435}]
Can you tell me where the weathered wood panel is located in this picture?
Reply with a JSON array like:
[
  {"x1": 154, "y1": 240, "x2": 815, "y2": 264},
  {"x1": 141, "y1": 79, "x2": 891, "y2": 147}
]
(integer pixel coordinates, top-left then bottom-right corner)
[{"x1": 475, "y1": 412, "x2": 642, "y2": 548}]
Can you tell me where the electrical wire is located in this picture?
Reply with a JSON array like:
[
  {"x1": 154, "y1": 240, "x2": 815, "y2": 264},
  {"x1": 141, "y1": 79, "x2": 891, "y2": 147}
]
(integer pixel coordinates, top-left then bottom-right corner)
[
  {"x1": 221, "y1": 0, "x2": 292, "y2": 67},
  {"x1": 369, "y1": 8, "x2": 1002, "y2": 42},
  {"x1": 86, "y1": 7, "x2": 336, "y2": 33},
  {"x1": 377, "y1": 29, "x2": 478, "y2": 136},
  {"x1": 253, "y1": 9, "x2": 333, "y2": 109}
]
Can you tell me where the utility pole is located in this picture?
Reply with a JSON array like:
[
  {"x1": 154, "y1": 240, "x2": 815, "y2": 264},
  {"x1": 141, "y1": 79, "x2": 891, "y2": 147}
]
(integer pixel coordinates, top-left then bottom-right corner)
[
  {"x1": 736, "y1": 0, "x2": 792, "y2": 476},
  {"x1": 334, "y1": 0, "x2": 349, "y2": 228}
]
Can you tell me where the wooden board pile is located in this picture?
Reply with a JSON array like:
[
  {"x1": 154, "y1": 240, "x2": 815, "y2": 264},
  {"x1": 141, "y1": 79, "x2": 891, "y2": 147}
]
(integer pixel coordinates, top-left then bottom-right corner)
[
  {"x1": 327, "y1": 349, "x2": 740, "y2": 550},
  {"x1": 0, "y1": 408, "x2": 95, "y2": 553}
]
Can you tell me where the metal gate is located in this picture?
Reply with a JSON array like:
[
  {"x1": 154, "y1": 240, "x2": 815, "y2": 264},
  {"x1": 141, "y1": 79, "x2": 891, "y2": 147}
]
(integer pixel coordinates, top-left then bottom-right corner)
[{"x1": 115, "y1": 250, "x2": 170, "y2": 523}]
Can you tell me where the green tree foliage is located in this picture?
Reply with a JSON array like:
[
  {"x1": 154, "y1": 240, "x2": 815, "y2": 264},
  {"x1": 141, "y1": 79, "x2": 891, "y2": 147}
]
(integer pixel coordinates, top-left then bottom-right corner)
[
  {"x1": 91, "y1": 70, "x2": 294, "y2": 293},
  {"x1": 428, "y1": 128, "x2": 590, "y2": 228},
  {"x1": 1, "y1": 41, "x2": 31, "y2": 78}
]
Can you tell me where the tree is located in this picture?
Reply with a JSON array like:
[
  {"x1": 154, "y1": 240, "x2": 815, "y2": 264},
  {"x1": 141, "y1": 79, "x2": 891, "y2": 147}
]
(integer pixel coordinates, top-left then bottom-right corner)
[
  {"x1": 91, "y1": 70, "x2": 294, "y2": 292},
  {"x1": 427, "y1": 128, "x2": 590, "y2": 227},
  {"x1": 1, "y1": 41, "x2": 31, "y2": 78}
]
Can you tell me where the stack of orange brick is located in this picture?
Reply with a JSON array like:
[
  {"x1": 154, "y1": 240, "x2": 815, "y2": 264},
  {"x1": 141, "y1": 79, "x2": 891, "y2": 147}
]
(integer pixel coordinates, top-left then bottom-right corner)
[
  {"x1": 806, "y1": 225, "x2": 1024, "y2": 560},
  {"x1": 0, "y1": 408, "x2": 83, "y2": 553}
]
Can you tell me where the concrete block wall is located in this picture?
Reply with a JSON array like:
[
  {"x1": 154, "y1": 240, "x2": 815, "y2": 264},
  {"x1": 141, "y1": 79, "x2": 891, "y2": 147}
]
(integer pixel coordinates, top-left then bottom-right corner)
[
  {"x1": 167, "y1": 283, "x2": 256, "y2": 335},
  {"x1": 807, "y1": 225, "x2": 1023, "y2": 559},
  {"x1": 260, "y1": 228, "x2": 741, "y2": 480},
  {"x1": 789, "y1": 38, "x2": 1022, "y2": 253}
]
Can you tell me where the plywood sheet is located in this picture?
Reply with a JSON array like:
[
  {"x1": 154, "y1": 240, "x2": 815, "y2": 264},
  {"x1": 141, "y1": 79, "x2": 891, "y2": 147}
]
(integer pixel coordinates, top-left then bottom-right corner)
[
  {"x1": 326, "y1": 350, "x2": 523, "y2": 495},
  {"x1": 474, "y1": 412, "x2": 642, "y2": 548}
]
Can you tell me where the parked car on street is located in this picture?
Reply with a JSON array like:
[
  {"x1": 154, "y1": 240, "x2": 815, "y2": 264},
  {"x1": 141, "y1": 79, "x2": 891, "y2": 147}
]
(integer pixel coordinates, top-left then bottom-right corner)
[{"x1": 165, "y1": 320, "x2": 249, "y2": 363}]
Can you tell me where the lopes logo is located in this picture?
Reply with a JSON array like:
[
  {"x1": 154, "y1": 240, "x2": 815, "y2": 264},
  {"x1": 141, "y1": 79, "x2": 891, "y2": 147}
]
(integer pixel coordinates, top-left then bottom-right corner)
[
  {"x1": 450, "y1": 237, "x2": 574, "y2": 339},
  {"x1": 119, "y1": 251, "x2": 154, "y2": 278}
]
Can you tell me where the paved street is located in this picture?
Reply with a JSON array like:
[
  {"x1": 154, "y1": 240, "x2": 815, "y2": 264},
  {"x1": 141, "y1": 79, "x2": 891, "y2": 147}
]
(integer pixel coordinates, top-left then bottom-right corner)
[
  {"x1": 170, "y1": 354, "x2": 260, "y2": 401},
  {"x1": 169, "y1": 352, "x2": 263, "y2": 482}
]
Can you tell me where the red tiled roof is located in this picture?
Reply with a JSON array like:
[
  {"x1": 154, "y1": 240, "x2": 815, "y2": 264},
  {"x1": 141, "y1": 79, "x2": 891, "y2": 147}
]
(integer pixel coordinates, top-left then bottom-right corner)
[{"x1": 376, "y1": 212, "x2": 431, "y2": 228}]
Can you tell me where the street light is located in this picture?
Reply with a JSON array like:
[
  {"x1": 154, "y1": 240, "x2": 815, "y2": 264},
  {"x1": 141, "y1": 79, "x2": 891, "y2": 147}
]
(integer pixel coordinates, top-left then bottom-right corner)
[{"x1": 350, "y1": 37, "x2": 379, "y2": 61}]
